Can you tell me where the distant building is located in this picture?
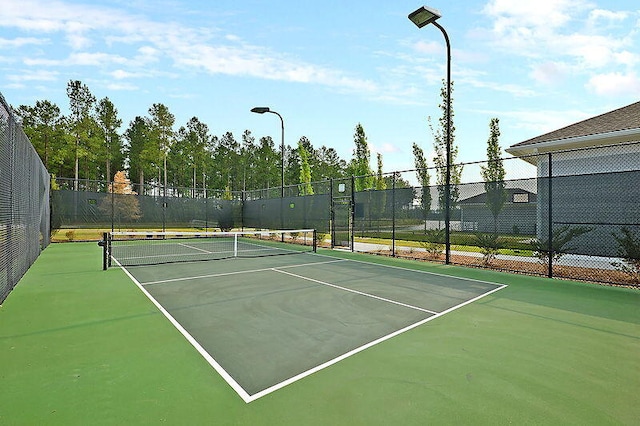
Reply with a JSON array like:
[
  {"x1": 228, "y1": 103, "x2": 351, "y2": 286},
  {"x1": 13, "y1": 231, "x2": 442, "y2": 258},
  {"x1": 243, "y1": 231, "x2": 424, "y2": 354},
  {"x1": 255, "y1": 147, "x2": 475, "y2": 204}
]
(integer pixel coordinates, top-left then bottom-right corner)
[
  {"x1": 506, "y1": 101, "x2": 640, "y2": 256},
  {"x1": 459, "y1": 188, "x2": 537, "y2": 235}
]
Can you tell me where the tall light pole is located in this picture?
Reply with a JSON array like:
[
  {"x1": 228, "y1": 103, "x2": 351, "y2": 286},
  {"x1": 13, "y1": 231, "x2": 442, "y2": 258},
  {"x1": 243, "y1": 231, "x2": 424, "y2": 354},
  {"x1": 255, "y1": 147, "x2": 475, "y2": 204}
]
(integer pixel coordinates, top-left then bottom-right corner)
[
  {"x1": 408, "y1": 6, "x2": 452, "y2": 264},
  {"x1": 251, "y1": 107, "x2": 285, "y2": 198}
]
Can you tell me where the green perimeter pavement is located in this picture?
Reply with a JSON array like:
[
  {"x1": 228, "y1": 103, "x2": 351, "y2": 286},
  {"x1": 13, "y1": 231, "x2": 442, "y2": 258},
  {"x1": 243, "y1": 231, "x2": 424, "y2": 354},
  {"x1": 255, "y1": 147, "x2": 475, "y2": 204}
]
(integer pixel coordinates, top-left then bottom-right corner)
[{"x1": 1, "y1": 242, "x2": 639, "y2": 425}]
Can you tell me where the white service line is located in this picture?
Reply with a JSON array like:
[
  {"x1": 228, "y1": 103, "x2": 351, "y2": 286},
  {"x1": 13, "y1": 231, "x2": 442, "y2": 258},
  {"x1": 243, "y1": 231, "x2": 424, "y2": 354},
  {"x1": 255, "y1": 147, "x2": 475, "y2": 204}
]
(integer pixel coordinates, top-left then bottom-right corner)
[
  {"x1": 177, "y1": 242, "x2": 213, "y2": 254},
  {"x1": 141, "y1": 259, "x2": 348, "y2": 285},
  {"x1": 272, "y1": 268, "x2": 439, "y2": 315}
]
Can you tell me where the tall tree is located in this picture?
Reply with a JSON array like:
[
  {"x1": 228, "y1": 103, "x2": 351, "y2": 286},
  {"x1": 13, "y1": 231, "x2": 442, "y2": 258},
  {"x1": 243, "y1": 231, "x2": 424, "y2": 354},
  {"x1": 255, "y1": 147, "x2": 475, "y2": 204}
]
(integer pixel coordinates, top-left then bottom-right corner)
[
  {"x1": 429, "y1": 79, "x2": 462, "y2": 213},
  {"x1": 480, "y1": 118, "x2": 507, "y2": 233},
  {"x1": 412, "y1": 142, "x2": 432, "y2": 230},
  {"x1": 66, "y1": 80, "x2": 97, "y2": 190},
  {"x1": 15, "y1": 100, "x2": 68, "y2": 175},
  {"x1": 147, "y1": 103, "x2": 175, "y2": 194},
  {"x1": 179, "y1": 117, "x2": 211, "y2": 195},
  {"x1": 252, "y1": 136, "x2": 279, "y2": 191},
  {"x1": 350, "y1": 123, "x2": 374, "y2": 191},
  {"x1": 240, "y1": 130, "x2": 257, "y2": 191},
  {"x1": 96, "y1": 97, "x2": 123, "y2": 182},
  {"x1": 315, "y1": 146, "x2": 346, "y2": 180},
  {"x1": 298, "y1": 139, "x2": 313, "y2": 195},
  {"x1": 125, "y1": 116, "x2": 154, "y2": 193},
  {"x1": 212, "y1": 131, "x2": 240, "y2": 191}
]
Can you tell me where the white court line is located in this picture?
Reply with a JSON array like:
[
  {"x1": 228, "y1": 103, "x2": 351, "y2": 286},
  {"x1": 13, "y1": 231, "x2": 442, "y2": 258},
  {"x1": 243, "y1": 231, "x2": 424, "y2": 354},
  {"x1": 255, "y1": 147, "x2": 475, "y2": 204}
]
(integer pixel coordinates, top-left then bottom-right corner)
[
  {"x1": 141, "y1": 259, "x2": 348, "y2": 285},
  {"x1": 273, "y1": 268, "x2": 438, "y2": 315},
  {"x1": 314, "y1": 251, "x2": 506, "y2": 288},
  {"x1": 178, "y1": 242, "x2": 213, "y2": 254}
]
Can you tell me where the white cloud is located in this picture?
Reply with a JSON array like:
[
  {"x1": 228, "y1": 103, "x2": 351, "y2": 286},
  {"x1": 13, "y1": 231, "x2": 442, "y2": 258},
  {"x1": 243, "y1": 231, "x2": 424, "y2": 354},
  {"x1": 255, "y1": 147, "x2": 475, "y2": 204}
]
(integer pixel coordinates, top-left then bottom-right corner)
[
  {"x1": 1, "y1": 0, "x2": 379, "y2": 96},
  {"x1": 483, "y1": 0, "x2": 590, "y2": 31},
  {"x1": 0, "y1": 37, "x2": 48, "y2": 48},
  {"x1": 588, "y1": 9, "x2": 629, "y2": 23},
  {"x1": 530, "y1": 61, "x2": 568, "y2": 85},
  {"x1": 105, "y1": 81, "x2": 139, "y2": 91},
  {"x1": 6, "y1": 69, "x2": 58, "y2": 82},
  {"x1": 587, "y1": 72, "x2": 640, "y2": 96},
  {"x1": 495, "y1": 108, "x2": 593, "y2": 135}
]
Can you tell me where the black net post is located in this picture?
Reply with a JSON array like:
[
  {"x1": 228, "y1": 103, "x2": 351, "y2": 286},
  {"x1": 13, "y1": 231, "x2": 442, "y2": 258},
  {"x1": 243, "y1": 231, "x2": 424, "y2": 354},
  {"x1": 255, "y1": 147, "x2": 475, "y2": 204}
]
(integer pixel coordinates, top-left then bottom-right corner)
[
  {"x1": 99, "y1": 232, "x2": 108, "y2": 270},
  {"x1": 313, "y1": 229, "x2": 317, "y2": 253}
]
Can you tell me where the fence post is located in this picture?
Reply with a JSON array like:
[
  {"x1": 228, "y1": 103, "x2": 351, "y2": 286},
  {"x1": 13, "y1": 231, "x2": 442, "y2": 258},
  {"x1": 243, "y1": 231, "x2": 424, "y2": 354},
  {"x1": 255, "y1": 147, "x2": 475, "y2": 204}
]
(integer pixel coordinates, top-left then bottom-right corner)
[
  {"x1": 329, "y1": 178, "x2": 334, "y2": 248},
  {"x1": 392, "y1": 173, "x2": 396, "y2": 257},
  {"x1": 547, "y1": 152, "x2": 553, "y2": 278},
  {"x1": 350, "y1": 175, "x2": 355, "y2": 252}
]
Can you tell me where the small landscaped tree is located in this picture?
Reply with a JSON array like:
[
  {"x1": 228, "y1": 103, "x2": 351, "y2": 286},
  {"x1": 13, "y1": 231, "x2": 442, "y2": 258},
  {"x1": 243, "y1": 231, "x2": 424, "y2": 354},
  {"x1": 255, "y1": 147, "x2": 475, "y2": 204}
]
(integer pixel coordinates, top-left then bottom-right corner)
[
  {"x1": 480, "y1": 118, "x2": 507, "y2": 233},
  {"x1": 412, "y1": 142, "x2": 431, "y2": 231},
  {"x1": 99, "y1": 171, "x2": 142, "y2": 227}
]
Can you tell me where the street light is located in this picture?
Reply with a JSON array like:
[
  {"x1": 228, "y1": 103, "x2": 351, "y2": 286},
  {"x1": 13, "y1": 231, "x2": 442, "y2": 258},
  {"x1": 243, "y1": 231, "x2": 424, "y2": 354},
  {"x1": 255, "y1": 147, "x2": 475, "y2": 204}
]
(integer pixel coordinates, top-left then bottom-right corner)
[
  {"x1": 251, "y1": 107, "x2": 285, "y2": 198},
  {"x1": 408, "y1": 5, "x2": 452, "y2": 265}
]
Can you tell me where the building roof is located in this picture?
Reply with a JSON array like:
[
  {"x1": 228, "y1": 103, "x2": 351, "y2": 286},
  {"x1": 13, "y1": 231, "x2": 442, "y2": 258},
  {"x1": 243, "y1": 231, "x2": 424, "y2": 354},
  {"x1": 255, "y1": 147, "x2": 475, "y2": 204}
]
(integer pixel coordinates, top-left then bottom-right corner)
[
  {"x1": 506, "y1": 101, "x2": 640, "y2": 160},
  {"x1": 460, "y1": 188, "x2": 537, "y2": 205}
]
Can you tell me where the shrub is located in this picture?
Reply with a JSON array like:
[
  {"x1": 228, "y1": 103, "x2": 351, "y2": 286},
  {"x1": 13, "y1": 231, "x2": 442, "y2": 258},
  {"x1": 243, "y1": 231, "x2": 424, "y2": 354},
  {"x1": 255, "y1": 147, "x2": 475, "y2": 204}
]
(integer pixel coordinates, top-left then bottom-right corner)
[
  {"x1": 315, "y1": 232, "x2": 327, "y2": 246},
  {"x1": 65, "y1": 230, "x2": 76, "y2": 241},
  {"x1": 474, "y1": 233, "x2": 504, "y2": 265},
  {"x1": 529, "y1": 225, "x2": 592, "y2": 267},
  {"x1": 419, "y1": 228, "x2": 445, "y2": 259},
  {"x1": 611, "y1": 227, "x2": 640, "y2": 284}
]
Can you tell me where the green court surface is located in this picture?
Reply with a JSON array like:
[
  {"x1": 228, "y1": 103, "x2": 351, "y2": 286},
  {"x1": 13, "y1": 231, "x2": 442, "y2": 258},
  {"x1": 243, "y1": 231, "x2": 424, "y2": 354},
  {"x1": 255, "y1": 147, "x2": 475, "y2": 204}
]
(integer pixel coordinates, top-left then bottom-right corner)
[{"x1": 1, "y1": 242, "x2": 639, "y2": 425}]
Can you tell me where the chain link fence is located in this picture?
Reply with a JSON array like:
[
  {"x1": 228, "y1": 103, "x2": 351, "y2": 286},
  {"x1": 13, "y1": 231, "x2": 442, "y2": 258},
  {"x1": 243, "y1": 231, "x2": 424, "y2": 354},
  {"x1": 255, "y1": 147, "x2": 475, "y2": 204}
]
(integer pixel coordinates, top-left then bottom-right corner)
[
  {"x1": 0, "y1": 93, "x2": 51, "y2": 304},
  {"x1": 51, "y1": 142, "x2": 640, "y2": 287}
]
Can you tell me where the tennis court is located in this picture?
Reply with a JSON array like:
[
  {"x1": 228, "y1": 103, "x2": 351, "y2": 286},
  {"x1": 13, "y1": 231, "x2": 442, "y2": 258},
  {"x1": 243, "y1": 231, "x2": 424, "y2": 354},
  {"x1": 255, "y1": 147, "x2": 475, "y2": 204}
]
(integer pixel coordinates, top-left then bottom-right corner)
[
  {"x1": 2, "y1": 242, "x2": 639, "y2": 424},
  {"x1": 107, "y1": 230, "x2": 505, "y2": 402}
]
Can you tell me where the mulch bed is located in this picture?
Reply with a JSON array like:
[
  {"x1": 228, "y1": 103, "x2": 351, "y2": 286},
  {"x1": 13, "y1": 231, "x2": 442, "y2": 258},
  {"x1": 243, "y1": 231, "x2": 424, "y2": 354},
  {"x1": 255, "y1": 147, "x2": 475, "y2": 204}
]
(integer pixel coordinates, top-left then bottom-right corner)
[{"x1": 368, "y1": 249, "x2": 639, "y2": 289}]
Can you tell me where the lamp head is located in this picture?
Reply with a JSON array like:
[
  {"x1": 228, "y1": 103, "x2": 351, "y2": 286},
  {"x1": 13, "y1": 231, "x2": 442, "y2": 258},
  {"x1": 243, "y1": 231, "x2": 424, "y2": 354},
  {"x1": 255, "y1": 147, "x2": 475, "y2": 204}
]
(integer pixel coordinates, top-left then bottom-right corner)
[
  {"x1": 251, "y1": 107, "x2": 270, "y2": 114},
  {"x1": 408, "y1": 6, "x2": 442, "y2": 28}
]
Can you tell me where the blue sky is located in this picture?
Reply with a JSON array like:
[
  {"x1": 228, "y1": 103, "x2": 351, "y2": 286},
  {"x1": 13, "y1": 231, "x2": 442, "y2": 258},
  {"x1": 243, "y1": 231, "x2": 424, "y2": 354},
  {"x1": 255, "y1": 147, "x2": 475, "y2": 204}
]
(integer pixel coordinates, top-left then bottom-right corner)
[{"x1": 1, "y1": 0, "x2": 639, "y2": 181}]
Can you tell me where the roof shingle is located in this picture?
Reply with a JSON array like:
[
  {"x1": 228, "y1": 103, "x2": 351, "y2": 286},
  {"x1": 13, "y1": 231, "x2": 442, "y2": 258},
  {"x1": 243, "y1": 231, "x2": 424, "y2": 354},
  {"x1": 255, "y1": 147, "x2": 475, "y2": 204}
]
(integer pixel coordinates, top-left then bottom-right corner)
[{"x1": 510, "y1": 100, "x2": 640, "y2": 148}]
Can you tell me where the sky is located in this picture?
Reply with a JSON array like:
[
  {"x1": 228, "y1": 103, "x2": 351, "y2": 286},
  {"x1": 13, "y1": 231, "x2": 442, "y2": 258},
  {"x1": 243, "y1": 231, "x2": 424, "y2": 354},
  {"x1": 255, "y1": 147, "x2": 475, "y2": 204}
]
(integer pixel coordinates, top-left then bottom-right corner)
[{"x1": 1, "y1": 0, "x2": 639, "y2": 182}]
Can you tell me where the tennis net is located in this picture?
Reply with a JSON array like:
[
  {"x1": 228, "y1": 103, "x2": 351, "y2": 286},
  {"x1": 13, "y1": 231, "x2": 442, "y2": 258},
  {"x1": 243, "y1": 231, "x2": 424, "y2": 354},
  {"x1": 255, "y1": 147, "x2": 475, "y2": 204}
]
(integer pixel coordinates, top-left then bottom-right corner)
[{"x1": 102, "y1": 229, "x2": 316, "y2": 269}]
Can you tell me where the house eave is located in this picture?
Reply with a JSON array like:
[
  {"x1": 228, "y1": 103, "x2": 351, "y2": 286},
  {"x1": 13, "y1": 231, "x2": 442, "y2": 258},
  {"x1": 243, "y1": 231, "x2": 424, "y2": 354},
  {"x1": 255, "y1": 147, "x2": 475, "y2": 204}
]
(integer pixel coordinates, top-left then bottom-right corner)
[{"x1": 506, "y1": 127, "x2": 640, "y2": 164}]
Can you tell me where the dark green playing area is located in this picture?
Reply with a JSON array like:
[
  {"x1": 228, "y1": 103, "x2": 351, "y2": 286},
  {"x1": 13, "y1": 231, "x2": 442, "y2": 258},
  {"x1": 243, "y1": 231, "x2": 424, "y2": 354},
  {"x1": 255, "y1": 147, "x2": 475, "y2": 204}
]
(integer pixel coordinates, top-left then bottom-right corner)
[{"x1": 124, "y1": 253, "x2": 504, "y2": 401}]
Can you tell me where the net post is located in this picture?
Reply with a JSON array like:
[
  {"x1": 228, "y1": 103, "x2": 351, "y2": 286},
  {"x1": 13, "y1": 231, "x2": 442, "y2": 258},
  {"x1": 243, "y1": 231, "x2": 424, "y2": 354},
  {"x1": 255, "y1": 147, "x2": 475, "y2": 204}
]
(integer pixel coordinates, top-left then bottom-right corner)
[
  {"x1": 101, "y1": 232, "x2": 108, "y2": 270},
  {"x1": 234, "y1": 232, "x2": 239, "y2": 257},
  {"x1": 313, "y1": 229, "x2": 317, "y2": 253},
  {"x1": 107, "y1": 233, "x2": 112, "y2": 268}
]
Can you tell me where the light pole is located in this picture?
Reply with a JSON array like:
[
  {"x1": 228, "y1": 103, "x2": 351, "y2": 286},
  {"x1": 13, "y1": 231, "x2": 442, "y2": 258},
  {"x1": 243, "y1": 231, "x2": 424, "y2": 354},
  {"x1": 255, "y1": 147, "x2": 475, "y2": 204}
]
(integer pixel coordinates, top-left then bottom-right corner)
[
  {"x1": 251, "y1": 107, "x2": 285, "y2": 198},
  {"x1": 408, "y1": 6, "x2": 452, "y2": 265}
]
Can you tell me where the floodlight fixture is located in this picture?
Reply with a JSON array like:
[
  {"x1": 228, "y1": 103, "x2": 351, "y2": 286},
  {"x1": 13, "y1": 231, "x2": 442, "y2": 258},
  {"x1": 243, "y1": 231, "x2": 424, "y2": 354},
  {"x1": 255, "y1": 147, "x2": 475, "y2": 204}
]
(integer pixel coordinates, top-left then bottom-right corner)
[
  {"x1": 408, "y1": 6, "x2": 442, "y2": 28},
  {"x1": 250, "y1": 107, "x2": 270, "y2": 114}
]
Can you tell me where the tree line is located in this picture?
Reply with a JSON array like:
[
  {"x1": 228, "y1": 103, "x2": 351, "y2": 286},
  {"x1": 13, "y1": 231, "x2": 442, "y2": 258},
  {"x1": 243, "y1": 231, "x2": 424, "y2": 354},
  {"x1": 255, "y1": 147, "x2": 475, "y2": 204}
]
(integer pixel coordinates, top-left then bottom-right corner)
[
  {"x1": 15, "y1": 80, "x2": 389, "y2": 196},
  {"x1": 15, "y1": 79, "x2": 505, "y2": 218}
]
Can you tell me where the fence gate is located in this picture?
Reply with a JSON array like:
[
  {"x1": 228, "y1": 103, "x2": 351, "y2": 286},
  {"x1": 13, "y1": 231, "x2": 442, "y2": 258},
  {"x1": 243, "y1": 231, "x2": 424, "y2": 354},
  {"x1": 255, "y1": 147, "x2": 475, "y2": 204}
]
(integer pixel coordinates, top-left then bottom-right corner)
[{"x1": 330, "y1": 178, "x2": 353, "y2": 250}]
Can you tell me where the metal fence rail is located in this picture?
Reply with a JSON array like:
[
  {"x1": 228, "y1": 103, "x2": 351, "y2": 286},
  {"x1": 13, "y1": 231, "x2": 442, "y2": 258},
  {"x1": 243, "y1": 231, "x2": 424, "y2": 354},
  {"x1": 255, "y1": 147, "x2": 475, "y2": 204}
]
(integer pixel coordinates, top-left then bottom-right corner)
[{"x1": 0, "y1": 93, "x2": 51, "y2": 304}]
